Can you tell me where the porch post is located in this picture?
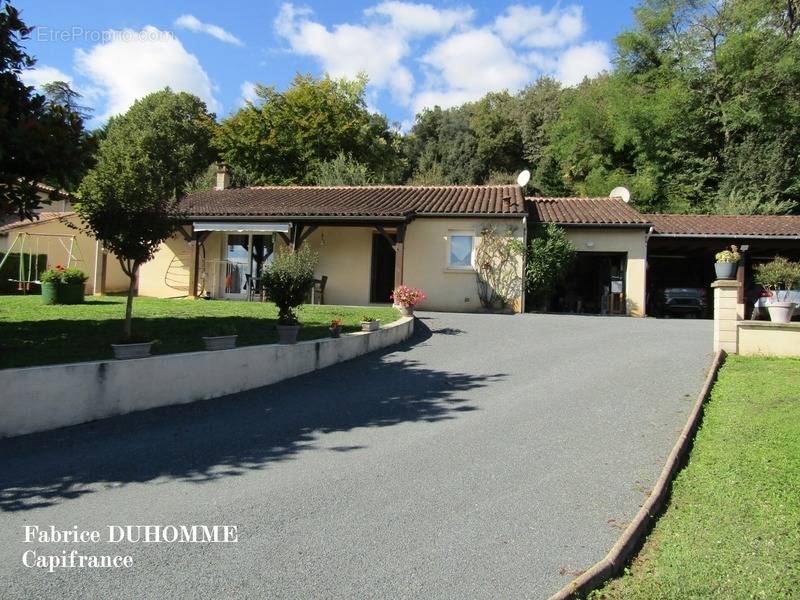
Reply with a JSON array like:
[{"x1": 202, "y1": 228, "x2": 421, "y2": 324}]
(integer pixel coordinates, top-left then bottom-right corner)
[
  {"x1": 191, "y1": 232, "x2": 201, "y2": 298},
  {"x1": 736, "y1": 246, "x2": 747, "y2": 319},
  {"x1": 394, "y1": 223, "x2": 406, "y2": 289}
]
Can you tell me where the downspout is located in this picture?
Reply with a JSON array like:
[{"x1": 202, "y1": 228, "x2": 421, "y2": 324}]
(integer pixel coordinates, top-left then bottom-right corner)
[
  {"x1": 644, "y1": 226, "x2": 654, "y2": 316},
  {"x1": 521, "y1": 215, "x2": 527, "y2": 314}
]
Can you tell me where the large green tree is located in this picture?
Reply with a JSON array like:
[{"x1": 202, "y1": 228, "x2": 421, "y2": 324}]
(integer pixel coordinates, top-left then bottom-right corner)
[
  {"x1": 77, "y1": 89, "x2": 216, "y2": 339},
  {"x1": 0, "y1": 1, "x2": 95, "y2": 219},
  {"x1": 216, "y1": 74, "x2": 403, "y2": 185}
]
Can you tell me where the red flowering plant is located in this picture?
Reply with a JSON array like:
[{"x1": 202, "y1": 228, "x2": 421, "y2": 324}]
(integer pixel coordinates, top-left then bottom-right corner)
[{"x1": 390, "y1": 285, "x2": 426, "y2": 308}]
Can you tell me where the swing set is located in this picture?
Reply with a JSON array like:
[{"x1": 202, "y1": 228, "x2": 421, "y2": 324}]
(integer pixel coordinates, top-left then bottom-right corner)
[{"x1": 0, "y1": 231, "x2": 86, "y2": 293}]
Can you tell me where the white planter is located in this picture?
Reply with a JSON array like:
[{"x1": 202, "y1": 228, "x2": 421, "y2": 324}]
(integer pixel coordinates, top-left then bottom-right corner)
[
  {"x1": 276, "y1": 324, "x2": 300, "y2": 344},
  {"x1": 766, "y1": 302, "x2": 795, "y2": 324},
  {"x1": 396, "y1": 305, "x2": 414, "y2": 317},
  {"x1": 202, "y1": 335, "x2": 237, "y2": 351},
  {"x1": 361, "y1": 320, "x2": 380, "y2": 332},
  {"x1": 111, "y1": 342, "x2": 153, "y2": 360}
]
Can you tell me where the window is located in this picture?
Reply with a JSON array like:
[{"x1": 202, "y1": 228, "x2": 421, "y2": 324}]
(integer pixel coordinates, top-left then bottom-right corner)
[{"x1": 448, "y1": 232, "x2": 474, "y2": 269}]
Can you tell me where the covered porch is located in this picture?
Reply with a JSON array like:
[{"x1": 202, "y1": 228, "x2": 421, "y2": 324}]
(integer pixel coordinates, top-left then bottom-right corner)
[{"x1": 186, "y1": 218, "x2": 410, "y2": 306}]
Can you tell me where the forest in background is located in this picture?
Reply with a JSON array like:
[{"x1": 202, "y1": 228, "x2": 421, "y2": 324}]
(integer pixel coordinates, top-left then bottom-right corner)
[{"x1": 213, "y1": 0, "x2": 800, "y2": 216}]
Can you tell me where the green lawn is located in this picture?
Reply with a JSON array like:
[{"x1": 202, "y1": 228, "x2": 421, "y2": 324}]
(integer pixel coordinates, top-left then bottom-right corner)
[
  {"x1": 593, "y1": 356, "x2": 800, "y2": 600},
  {"x1": 0, "y1": 295, "x2": 399, "y2": 369}
]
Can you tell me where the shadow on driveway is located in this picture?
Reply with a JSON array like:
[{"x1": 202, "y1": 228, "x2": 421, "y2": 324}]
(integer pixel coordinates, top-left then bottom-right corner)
[{"x1": 0, "y1": 320, "x2": 505, "y2": 512}]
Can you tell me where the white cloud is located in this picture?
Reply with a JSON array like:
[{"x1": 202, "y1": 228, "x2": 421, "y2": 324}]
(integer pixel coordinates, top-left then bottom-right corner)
[
  {"x1": 365, "y1": 1, "x2": 474, "y2": 36},
  {"x1": 75, "y1": 26, "x2": 220, "y2": 119},
  {"x1": 415, "y1": 29, "x2": 529, "y2": 112},
  {"x1": 174, "y1": 14, "x2": 243, "y2": 46},
  {"x1": 20, "y1": 65, "x2": 72, "y2": 88},
  {"x1": 494, "y1": 4, "x2": 585, "y2": 48},
  {"x1": 239, "y1": 80, "x2": 258, "y2": 105},
  {"x1": 275, "y1": 3, "x2": 415, "y2": 104},
  {"x1": 556, "y1": 41, "x2": 611, "y2": 86}
]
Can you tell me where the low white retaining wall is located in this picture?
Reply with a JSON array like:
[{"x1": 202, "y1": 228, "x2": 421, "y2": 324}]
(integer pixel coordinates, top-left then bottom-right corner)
[{"x1": 1, "y1": 317, "x2": 414, "y2": 438}]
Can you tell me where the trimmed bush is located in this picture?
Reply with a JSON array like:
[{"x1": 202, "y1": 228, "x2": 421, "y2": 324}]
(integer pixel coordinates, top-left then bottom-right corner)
[{"x1": 261, "y1": 247, "x2": 319, "y2": 325}]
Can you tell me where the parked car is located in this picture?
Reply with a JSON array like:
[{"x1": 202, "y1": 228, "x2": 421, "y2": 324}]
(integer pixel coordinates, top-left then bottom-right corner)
[{"x1": 658, "y1": 287, "x2": 709, "y2": 318}]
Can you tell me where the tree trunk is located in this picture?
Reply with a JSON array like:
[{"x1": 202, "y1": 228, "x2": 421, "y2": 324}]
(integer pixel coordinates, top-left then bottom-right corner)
[{"x1": 124, "y1": 274, "x2": 136, "y2": 341}]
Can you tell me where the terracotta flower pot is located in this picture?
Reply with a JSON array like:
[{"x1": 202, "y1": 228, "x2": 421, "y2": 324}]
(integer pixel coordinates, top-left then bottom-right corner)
[{"x1": 276, "y1": 324, "x2": 300, "y2": 344}]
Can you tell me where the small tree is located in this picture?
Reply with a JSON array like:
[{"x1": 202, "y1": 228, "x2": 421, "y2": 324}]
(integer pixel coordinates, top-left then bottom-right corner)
[
  {"x1": 754, "y1": 257, "x2": 800, "y2": 303},
  {"x1": 77, "y1": 89, "x2": 215, "y2": 340},
  {"x1": 262, "y1": 247, "x2": 319, "y2": 325},
  {"x1": 525, "y1": 224, "x2": 577, "y2": 310},
  {"x1": 475, "y1": 225, "x2": 524, "y2": 310}
]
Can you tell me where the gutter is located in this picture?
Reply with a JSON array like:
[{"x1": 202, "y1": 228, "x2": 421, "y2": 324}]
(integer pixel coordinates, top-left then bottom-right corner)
[{"x1": 649, "y1": 233, "x2": 800, "y2": 240}]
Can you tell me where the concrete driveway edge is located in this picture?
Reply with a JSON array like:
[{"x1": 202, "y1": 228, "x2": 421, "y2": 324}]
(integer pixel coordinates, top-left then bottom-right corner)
[{"x1": 548, "y1": 349, "x2": 727, "y2": 600}]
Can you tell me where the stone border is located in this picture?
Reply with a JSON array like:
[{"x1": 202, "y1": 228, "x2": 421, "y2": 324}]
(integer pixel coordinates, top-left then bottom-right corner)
[
  {"x1": 0, "y1": 316, "x2": 414, "y2": 438},
  {"x1": 547, "y1": 349, "x2": 728, "y2": 600}
]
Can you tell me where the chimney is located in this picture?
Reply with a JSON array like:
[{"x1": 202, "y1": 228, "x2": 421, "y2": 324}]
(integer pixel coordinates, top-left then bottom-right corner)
[{"x1": 215, "y1": 164, "x2": 230, "y2": 190}]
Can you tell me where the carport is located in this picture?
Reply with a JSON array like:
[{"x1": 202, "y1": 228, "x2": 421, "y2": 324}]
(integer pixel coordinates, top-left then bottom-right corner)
[{"x1": 645, "y1": 214, "x2": 800, "y2": 318}]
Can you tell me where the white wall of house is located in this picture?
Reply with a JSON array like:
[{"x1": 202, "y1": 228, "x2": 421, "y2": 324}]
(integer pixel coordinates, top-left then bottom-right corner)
[{"x1": 561, "y1": 226, "x2": 648, "y2": 316}]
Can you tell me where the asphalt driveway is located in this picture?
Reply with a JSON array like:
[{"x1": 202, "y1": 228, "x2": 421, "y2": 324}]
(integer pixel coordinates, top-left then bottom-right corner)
[{"x1": 0, "y1": 312, "x2": 711, "y2": 599}]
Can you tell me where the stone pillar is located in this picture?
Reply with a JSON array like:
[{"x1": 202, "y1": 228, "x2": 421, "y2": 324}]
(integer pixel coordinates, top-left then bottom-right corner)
[{"x1": 712, "y1": 280, "x2": 739, "y2": 353}]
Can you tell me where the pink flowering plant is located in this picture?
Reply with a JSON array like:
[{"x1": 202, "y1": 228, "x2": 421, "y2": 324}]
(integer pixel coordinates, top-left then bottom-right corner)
[{"x1": 390, "y1": 285, "x2": 427, "y2": 308}]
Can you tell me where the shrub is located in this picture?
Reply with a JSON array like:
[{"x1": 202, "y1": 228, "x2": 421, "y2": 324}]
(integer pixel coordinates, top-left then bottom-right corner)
[
  {"x1": 390, "y1": 285, "x2": 426, "y2": 308},
  {"x1": 715, "y1": 245, "x2": 741, "y2": 263},
  {"x1": 475, "y1": 224, "x2": 524, "y2": 310},
  {"x1": 525, "y1": 224, "x2": 576, "y2": 310},
  {"x1": 39, "y1": 265, "x2": 88, "y2": 285},
  {"x1": 261, "y1": 247, "x2": 318, "y2": 325},
  {"x1": 754, "y1": 257, "x2": 800, "y2": 302}
]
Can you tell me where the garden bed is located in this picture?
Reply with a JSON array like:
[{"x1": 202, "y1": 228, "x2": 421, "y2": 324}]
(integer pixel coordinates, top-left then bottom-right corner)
[
  {"x1": 0, "y1": 295, "x2": 398, "y2": 369},
  {"x1": 593, "y1": 356, "x2": 800, "y2": 599}
]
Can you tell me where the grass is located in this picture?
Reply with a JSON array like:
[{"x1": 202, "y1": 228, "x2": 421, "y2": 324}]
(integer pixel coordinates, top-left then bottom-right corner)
[
  {"x1": 592, "y1": 356, "x2": 800, "y2": 600},
  {"x1": 0, "y1": 295, "x2": 399, "y2": 369}
]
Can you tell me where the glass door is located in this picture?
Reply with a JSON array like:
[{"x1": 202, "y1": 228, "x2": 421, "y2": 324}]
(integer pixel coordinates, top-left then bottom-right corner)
[
  {"x1": 223, "y1": 234, "x2": 274, "y2": 299},
  {"x1": 224, "y1": 234, "x2": 250, "y2": 299}
]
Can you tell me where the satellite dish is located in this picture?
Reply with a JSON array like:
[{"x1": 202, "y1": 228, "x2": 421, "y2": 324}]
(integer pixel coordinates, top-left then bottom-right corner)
[
  {"x1": 516, "y1": 170, "x2": 531, "y2": 187},
  {"x1": 610, "y1": 186, "x2": 631, "y2": 203}
]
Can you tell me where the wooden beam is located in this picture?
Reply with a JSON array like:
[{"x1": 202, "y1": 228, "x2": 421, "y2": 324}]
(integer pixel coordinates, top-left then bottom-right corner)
[
  {"x1": 296, "y1": 225, "x2": 318, "y2": 249},
  {"x1": 374, "y1": 225, "x2": 396, "y2": 249},
  {"x1": 394, "y1": 222, "x2": 406, "y2": 289},
  {"x1": 277, "y1": 232, "x2": 291, "y2": 246},
  {"x1": 177, "y1": 226, "x2": 193, "y2": 242},
  {"x1": 736, "y1": 248, "x2": 747, "y2": 304}
]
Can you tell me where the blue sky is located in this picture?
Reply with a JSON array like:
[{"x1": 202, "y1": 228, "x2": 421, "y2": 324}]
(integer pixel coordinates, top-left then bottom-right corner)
[{"x1": 16, "y1": 1, "x2": 636, "y2": 128}]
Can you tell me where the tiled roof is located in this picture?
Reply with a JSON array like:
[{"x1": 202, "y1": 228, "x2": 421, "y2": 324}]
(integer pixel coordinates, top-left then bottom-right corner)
[
  {"x1": 179, "y1": 185, "x2": 527, "y2": 218},
  {"x1": 528, "y1": 196, "x2": 651, "y2": 226},
  {"x1": 0, "y1": 212, "x2": 74, "y2": 233},
  {"x1": 646, "y1": 214, "x2": 800, "y2": 238}
]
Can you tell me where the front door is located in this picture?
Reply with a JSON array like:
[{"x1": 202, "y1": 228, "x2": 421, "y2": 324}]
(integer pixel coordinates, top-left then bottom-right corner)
[
  {"x1": 223, "y1": 234, "x2": 274, "y2": 299},
  {"x1": 370, "y1": 233, "x2": 395, "y2": 303}
]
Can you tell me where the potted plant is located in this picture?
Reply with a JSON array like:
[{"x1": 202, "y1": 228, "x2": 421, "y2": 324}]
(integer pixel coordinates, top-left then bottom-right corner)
[
  {"x1": 39, "y1": 265, "x2": 88, "y2": 305},
  {"x1": 390, "y1": 285, "x2": 426, "y2": 317},
  {"x1": 361, "y1": 316, "x2": 380, "y2": 332},
  {"x1": 202, "y1": 323, "x2": 238, "y2": 351},
  {"x1": 111, "y1": 338, "x2": 154, "y2": 360},
  {"x1": 714, "y1": 245, "x2": 740, "y2": 280},
  {"x1": 329, "y1": 319, "x2": 343, "y2": 338},
  {"x1": 754, "y1": 256, "x2": 800, "y2": 323},
  {"x1": 262, "y1": 247, "x2": 319, "y2": 344}
]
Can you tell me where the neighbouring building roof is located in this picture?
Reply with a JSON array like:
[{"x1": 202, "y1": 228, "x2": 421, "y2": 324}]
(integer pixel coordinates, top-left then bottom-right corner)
[
  {"x1": 528, "y1": 196, "x2": 651, "y2": 226},
  {"x1": 180, "y1": 185, "x2": 527, "y2": 219},
  {"x1": 0, "y1": 212, "x2": 74, "y2": 234},
  {"x1": 646, "y1": 213, "x2": 800, "y2": 238}
]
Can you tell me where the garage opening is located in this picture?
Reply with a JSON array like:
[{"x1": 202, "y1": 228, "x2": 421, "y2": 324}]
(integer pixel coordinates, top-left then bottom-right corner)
[{"x1": 551, "y1": 252, "x2": 627, "y2": 315}]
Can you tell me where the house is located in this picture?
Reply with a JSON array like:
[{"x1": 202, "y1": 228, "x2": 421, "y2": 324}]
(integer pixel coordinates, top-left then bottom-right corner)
[
  {"x1": 0, "y1": 186, "x2": 128, "y2": 294},
  {"x1": 4, "y1": 171, "x2": 799, "y2": 316}
]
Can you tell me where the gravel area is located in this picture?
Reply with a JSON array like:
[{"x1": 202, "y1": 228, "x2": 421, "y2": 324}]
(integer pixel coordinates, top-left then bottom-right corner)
[{"x1": 0, "y1": 312, "x2": 711, "y2": 599}]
